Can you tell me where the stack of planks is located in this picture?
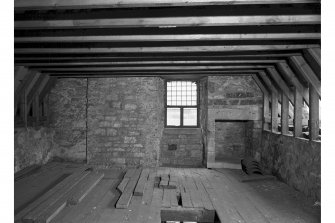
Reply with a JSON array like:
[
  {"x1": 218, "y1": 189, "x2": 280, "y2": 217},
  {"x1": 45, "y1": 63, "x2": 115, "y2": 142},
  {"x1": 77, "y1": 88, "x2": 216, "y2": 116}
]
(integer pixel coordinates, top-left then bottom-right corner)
[
  {"x1": 15, "y1": 167, "x2": 104, "y2": 223},
  {"x1": 116, "y1": 168, "x2": 150, "y2": 208},
  {"x1": 158, "y1": 168, "x2": 216, "y2": 223}
]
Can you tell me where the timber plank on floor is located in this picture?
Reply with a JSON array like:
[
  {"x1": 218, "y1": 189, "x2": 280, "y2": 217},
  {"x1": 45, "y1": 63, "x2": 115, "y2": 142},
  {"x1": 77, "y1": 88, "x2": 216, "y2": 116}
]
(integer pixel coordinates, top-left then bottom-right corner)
[
  {"x1": 133, "y1": 168, "x2": 150, "y2": 196},
  {"x1": 142, "y1": 169, "x2": 156, "y2": 205},
  {"x1": 198, "y1": 168, "x2": 246, "y2": 223},
  {"x1": 15, "y1": 164, "x2": 41, "y2": 182},
  {"x1": 18, "y1": 168, "x2": 89, "y2": 223},
  {"x1": 183, "y1": 169, "x2": 204, "y2": 208},
  {"x1": 177, "y1": 169, "x2": 193, "y2": 208},
  {"x1": 116, "y1": 168, "x2": 141, "y2": 209},
  {"x1": 218, "y1": 169, "x2": 300, "y2": 223},
  {"x1": 209, "y1": 169, "x2": 268, "y2": 223},
  {"x1": 117, "y1": 178, "x2": 130, "y2": 193},
  {"x1": 162, "y1": 189, "x2": 171, "y2": 208},
  {"x1": 33, "y1": 171, "x2": 95, "y2": 223},
  {"x1": 161, "y1": 207, "x2": 215, "y2": 223},
  {"x1": 50, "y1": 178, "x2": 117, "y2": 223},
  {"x1": 123, "y1": 169, "x2": 136, "y2": 179},
  {"x1": 68, "y1": 172, "x2": 105, "y2": 205},
  {"x1": 146, "y1": 188, "x2": 163, "y2": 223}
]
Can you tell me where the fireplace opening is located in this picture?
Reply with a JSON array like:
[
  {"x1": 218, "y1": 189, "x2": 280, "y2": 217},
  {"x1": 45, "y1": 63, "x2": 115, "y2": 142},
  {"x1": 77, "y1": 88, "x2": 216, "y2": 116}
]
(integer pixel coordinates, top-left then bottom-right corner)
[{"x1": 214, "y1": 120, "x2": 250, "y2": 164}]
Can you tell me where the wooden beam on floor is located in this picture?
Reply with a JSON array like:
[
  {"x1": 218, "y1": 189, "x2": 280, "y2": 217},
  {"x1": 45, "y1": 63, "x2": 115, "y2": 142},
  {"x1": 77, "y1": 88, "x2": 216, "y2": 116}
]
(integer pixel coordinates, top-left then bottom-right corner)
[
  {"x1": 14, "y1": 45, "x2": 319, "y2": 54},
  {"x1": 309, "y1": 84, "x2": 320, "y2": 141},
  {"x1": 294, "y1": 87, "x2": 303, "y2": 137},
  {"x1": 116, "y1": 169, "x2": 141, "y2": 209},
  {"x1": 303, "y1": 47, "x2": 321, "y2": 78},
  {"x1": 15, "y1": 33, "x2": 320, "y2": 43},
  {"x1": 16, "y1": 60, "x2": 284, "y2": 67},
  {"x1": 289, "y1": 55, "x2": 321, "y2": 97},
  {"x1": 281, "y1": 93, "x2": 289, "y2": 134},
  {"x1": 276, "y1": 61, "x2": 309, "y2": 105},
  {"x1": 14, "y1": 0, "x2": 321, "y2": 11}
]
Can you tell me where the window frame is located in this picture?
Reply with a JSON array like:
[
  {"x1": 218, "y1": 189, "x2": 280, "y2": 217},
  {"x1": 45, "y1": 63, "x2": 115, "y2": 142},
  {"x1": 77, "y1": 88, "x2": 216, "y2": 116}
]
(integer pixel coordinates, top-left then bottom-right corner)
[{"x1": 164, "y1": 79, "x2": 200, "y2": 128}]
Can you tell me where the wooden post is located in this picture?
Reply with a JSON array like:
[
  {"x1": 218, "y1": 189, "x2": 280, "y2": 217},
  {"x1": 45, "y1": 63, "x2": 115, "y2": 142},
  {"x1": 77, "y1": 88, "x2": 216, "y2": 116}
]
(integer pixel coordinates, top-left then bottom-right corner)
[
  {"x1": 271, "y1": 91, "x2": 278, "y2": 133},
  {"x1": 32, "y1": 96, "x2": 39, "y2": 125},
  {"x1": 263, "y1": 94, "x2": 271, "y2": 130},
  {"x1": 294, "y1": 88, "x2": 303, "y2": 137},
  {"x1": 309, "y1": 84, "x2": 320, "y2": 140},
  {"x1": 281, "y1": 93, "x2": 289, "y2": 134}
]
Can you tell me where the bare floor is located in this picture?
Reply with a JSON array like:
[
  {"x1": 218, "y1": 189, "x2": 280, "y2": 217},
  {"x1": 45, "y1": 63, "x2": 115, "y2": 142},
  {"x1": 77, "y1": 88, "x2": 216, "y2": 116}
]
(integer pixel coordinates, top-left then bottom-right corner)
[{"x1": 15, "y1": 162, "x2": 320, "y2": 223}]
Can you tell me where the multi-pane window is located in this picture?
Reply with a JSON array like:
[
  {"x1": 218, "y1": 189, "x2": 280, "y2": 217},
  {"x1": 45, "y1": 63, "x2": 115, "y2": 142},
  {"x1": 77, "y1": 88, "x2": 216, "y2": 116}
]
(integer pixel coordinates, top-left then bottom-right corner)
[{"x1": 166, "y1": 81, "x2": 198, "y2": 127}]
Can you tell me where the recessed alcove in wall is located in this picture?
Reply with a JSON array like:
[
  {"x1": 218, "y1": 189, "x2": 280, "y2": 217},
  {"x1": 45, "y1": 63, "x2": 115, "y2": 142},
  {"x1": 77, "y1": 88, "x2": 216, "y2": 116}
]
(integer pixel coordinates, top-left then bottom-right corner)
[{"x1": 214, "y1": 120, "x2": 250, "y2": 164}]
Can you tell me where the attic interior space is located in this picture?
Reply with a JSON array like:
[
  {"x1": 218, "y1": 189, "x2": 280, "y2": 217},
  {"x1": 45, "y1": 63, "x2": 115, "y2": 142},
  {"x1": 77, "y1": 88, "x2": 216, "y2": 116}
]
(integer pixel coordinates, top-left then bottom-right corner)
[{"x1": 13, "y1": 0, "x2": 322, "y2": 222}]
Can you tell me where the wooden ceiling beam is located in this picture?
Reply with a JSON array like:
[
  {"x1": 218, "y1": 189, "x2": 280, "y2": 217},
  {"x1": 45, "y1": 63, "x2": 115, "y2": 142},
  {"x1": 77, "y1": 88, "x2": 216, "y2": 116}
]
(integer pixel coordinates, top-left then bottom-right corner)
[
  {"x1": 34, "y1": 65, "x2": 273, "y2": 72},
  {"x1": 14, "y1": 33, "x2": 320, "y2": 43},
  {"x1": 14, "y1": 66, "x2": 28, "y2": 93},
  {"x1": 251, "y1": 74, "x2": 270, "y2": 97},
  {"x1": 39, "y1": 77, "x2": 57, "y2": 102},
  {"x1": 302, "y1": 47, "x2": 321, "y2": 78},
  {"x1": 266, "y1": 66, "x2": 294, "y2": 102},
  {"x1": 14, "y1": 0, "x2": 321, "y2": 11},
  {"x1": 13, "y1": 53, "x2": 302, "y2": 61},
  {"x1": 289, "y1": 55, "x2": 320, "y2": 97},
  {"x1": 15, "y1": 15, "x2": 320, "y2": 30},
  {"x1": 26, "y1": 75, "x2": 49, "y2": 107},
  {"x1": 14, "y1": 45, "x2": 319, "y2": 54},
  {"x1": 276, "y1": 61, "x2": 309, "y2": 104},
  {"x1": 47, "y1": 69, "x2": 264, "y2": 76},
  {"x1": 17, "y1": 60, "x2": 285, "y2": 67}
]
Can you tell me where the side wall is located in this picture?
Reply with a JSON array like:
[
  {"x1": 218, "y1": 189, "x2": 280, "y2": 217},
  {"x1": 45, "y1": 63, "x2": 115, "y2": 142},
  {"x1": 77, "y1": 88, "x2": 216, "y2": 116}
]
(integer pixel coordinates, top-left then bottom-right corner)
[
  {"x1": 14, "y1": 127, "x2": 54, "y2": 172},
  {"x1": 254, "y1": 131, "x2": 321, "y2": 201}
]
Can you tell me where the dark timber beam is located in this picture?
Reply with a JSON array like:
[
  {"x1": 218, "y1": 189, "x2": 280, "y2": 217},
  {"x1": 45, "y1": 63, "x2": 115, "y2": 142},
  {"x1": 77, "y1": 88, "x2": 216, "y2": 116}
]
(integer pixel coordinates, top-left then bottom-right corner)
[
  {"x1": 309, "y1": 84, "x2": 320, "y2": 140},
  {"x1": 14, "y1": 0, "x2": 321, "y2": 11},
  {"x1": 14, "y1": 15, "x2": 320, "y2": 30},
  {"x1": 14, "y1": 33, "x2": 320, "y2": 43},
  {"x1": 15, "y1": 70, "x2": 38, "y2": 113},
  {"x1": 303, "y1": 47, "x2": 321, "y2": 78},
  {"x1": 276, "y1": 62, "x2": 309, "y2": 105},
  {"x1": 33, "y1": 65, "x2": 273, "y2": 72},
  {"x1": 289, "y1": 55, "x2": 320, "y2": 97},
  {"x1": 294, "y1": 87, "x2": 303, "y2": 137},
  {"x1": 259, "y1": 71, "x2": 280, "y2": 132},
  {"x1": 48, "y1": 70, "x2": 264, "y2": 77},
  {"x1": 266, "y1": 67, "x2": 294, "y2": 103},
  {"x1": 39, "y1": 77, "x2": 57, "y2": 102},
  {"x1": 252, "y1": 74, "x2": 271, "y2": 130},
  {"x1": 281, "y1": 93, "x2": 289, "y2": 134},
  {"x1": 14, "y1": 45, "x2": 320, "y2": 54},
  {"x1": 14, "y1": 66, "x2": 28, "y2": 93},
  {"x1": 14, "y1": 53, "x2": 302, "y2": 61},
  {"x1": 15, "y1": 60, "x2": 285, "y2": 67},
  {"x1": 26, "y1": 75, "x2": 47, "y2": 107}
]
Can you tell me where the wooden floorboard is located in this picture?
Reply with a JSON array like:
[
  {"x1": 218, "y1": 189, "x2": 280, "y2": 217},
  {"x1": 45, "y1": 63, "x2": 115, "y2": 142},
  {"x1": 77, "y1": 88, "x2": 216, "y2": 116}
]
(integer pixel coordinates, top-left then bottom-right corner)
[{"x1": 15, "y1": 165, "x2": 320, "y2": 223}]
